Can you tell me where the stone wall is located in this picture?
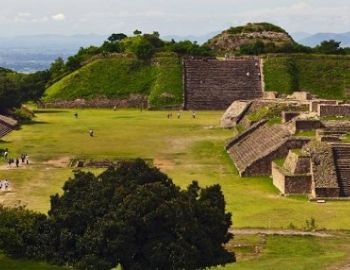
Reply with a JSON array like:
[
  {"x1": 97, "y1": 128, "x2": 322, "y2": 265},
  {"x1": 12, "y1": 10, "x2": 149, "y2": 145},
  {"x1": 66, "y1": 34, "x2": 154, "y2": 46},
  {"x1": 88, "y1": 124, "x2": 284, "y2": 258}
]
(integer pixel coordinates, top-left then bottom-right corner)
[
  {"x1": 242, "y1": 137, "x2": 310, "y2": 176},
  {"x1": 40, "y1": 95, "x2": 147, "y2": 109},
  {"x1": 183, "y1": 57, "x2": 263, "y2": 110},
  {"x1": 272, "y1": 163, "x2": 312, "y2": 194},
  {"x1": 310, "y1": 100, "x2": 337, "y2": 112},
  {"x1": 282, "y1": 111, "x2": 301, "y2": 123},
  {"x1": 283, "y1": 151, "x2": 310, "y2": 174},
  {"x1": 318, "y1": 104, "x2": 350, "y2": 117},
  {"x1": 294, "y1": 119, "x2": 322, "y2": 131}
]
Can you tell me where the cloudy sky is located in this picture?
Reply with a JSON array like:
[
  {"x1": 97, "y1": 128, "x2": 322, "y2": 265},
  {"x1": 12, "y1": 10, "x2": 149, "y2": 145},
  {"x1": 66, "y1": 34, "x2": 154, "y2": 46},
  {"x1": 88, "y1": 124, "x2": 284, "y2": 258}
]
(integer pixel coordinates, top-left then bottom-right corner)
[{"x1": 1, "y1": 0, "x2": 350, "y2": 36}]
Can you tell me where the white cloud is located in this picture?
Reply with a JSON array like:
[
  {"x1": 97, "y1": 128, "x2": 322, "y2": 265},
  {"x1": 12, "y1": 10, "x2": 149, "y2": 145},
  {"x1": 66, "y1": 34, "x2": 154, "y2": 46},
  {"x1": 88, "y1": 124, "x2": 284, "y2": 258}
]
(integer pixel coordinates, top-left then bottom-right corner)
[{"x1": 51, "y1": 13, "x2": 65, "y2": 21}]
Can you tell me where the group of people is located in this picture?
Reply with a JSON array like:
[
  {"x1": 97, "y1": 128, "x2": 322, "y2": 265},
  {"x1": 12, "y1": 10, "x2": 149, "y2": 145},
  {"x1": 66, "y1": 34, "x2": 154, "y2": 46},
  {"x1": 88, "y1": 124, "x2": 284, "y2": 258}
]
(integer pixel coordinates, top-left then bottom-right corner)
[
  {"x1": 167, "y1": 111, "x2": 196, "y2": 119},
  {"x1": 0, "y1": 179, "x2": 10, "y2": 191},
  {"x1": 6, "y1": 153, "x2": 29, "y2": 168}
]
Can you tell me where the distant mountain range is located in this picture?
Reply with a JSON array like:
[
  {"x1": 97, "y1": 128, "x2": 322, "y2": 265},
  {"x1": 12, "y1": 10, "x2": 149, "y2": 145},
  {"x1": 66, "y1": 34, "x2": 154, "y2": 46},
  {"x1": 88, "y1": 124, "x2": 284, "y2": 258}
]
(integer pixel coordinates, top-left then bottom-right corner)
[
  {"x1": 0, "y1": 34, "x2": 107, "y2": 72},
  {"x1": 1, "y1": 31, "x2": 350, "y2": 73}
]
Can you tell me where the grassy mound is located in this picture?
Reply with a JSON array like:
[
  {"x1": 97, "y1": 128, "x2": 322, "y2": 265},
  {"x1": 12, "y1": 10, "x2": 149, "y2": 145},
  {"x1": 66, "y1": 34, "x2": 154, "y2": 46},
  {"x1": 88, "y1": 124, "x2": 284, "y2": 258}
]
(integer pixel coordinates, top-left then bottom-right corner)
[
  {"x1": 263, "y1": 54, "x2": 350, "y2": 99},
  {"x1": 44, "y1": 53, "x2": 183, "y2": 108}
]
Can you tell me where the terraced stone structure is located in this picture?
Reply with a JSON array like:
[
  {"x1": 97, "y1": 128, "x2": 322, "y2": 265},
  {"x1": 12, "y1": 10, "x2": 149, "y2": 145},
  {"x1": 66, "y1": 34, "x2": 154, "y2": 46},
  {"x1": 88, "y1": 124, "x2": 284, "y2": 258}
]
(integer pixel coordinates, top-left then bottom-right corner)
[
  {"x1": 225, "y1": 120, "x2": 310, "y2": 176},
  {"x1": 183, "y1": 57, "x2": 263, "y2": 110},
  {"x1": 0, "y1": 115, "x2": 18, "y2": 138}
]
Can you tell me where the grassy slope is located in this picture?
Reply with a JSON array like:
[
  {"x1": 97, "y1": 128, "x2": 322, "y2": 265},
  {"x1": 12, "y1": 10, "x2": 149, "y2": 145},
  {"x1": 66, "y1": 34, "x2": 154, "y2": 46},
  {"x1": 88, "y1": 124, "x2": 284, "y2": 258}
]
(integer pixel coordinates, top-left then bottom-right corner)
[
  {"x1": 264, "y1": 54, "x2": 350, "y2": 99},
  {"x1": 44, "y1": 54, "x2": 183, "y2": 108},
  {"x1": 148, "y1": 53, "x2": 183, "y2": 108}
]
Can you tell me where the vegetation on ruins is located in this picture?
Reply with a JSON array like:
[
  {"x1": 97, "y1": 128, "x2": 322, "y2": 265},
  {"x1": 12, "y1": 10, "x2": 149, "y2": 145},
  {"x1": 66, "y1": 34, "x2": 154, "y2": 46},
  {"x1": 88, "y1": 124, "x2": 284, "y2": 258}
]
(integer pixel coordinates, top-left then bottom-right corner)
[{"x1": 0, "y1": 159, "x2": 234, "y2": 270}]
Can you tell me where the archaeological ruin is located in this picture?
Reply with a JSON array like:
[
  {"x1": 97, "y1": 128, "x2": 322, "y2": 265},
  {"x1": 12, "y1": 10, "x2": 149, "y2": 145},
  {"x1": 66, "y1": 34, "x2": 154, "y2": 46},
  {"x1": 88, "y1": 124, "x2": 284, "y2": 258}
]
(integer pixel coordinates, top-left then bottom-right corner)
[
  {"x1": 183, "y1": 57, "x2": 263, "y2": 110},
  {"x1": 223, "y1": 93, "x2": 350, "y2": 199}
]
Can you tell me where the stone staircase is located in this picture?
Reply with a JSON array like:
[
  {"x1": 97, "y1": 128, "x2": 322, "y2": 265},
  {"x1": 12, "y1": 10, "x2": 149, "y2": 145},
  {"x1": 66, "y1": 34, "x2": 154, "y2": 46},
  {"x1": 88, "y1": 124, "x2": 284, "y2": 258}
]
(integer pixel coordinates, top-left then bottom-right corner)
[
  {"x1": 183, "y1": 57, "x2": 263, "y2": 110},
  {"x1": 0, "y1": 122, "x2": 12, "y2": 138},
  {"x1": 228, "y1": 123, "x2": 291, "y2": 175},
  {"x1": 332, "y1": 144, "x2": 350, "y2": 197}
]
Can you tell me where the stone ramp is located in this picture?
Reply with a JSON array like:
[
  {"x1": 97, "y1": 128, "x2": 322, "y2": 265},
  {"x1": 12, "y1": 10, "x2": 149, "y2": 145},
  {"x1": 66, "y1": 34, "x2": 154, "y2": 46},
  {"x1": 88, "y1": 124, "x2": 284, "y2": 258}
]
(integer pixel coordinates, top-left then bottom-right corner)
[
  {"x1": 227, "y1": 123, "x2": 291, "y2": 176},
  {"x1": 332, "y1": 144, "x2": 350, "y2": 197},
  {"x1": 183, "y1": 57, "x2": 263, "y2": 110}
]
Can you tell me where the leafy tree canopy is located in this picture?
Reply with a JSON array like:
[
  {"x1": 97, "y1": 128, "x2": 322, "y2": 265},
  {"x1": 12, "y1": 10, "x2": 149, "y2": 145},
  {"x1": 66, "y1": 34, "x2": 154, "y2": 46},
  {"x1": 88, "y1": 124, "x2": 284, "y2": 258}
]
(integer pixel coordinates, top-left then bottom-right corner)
[
  {"x1": 315, "y1": 39, "x2": 345, "y2": 55},
  {"x1": 0, "y1": 159, "x2": 235, "y2": 270}
]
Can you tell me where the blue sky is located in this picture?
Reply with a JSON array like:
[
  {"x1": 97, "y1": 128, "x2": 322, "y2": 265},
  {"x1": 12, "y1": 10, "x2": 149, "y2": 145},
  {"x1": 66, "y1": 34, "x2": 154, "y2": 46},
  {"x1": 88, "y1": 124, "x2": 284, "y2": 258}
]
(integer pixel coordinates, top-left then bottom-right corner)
[{"x1": 1, "y1": 0, "x2": 350, "y2": 36}]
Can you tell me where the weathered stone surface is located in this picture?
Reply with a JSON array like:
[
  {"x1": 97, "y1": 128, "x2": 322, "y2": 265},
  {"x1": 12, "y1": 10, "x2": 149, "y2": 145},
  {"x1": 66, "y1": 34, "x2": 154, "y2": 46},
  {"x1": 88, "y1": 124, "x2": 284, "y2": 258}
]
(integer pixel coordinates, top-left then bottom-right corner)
[
  {"x1": 294, "y1": 119, "x2": 322, "y2": 131},
  {"x1": 307, "y1": 141, "x2": 339, "y2": 197},
  {"x1": 220, "y1": 100, "x2": 252, "y2": 128},
  {"x1": 282, "y1": 111, "x2": 301, "y2": 123},
  {"x1": 272, "y1": 162, "x2": 312, "y2": 195},
  {"x1": 310, "y1": 100, "x2": 337, "y2": 112},
  {"x1": 183, "y1": 57, "x2": 262, "y2": 110},
  {"x1": 287, "y1": 91, "x2": 311, "y2": 101},
  {"x1": 0, "y1": 114, "x2": 17, "y2": 139},
  {"x1": 332, "y1": 143, "x2": 350, "y2": 197},
  {"x1": 283, "y1": 151, "x2": 310, "y2": 175},
  {"x1": 318, "y1": 104, "x2": 350, "y2": 117}
]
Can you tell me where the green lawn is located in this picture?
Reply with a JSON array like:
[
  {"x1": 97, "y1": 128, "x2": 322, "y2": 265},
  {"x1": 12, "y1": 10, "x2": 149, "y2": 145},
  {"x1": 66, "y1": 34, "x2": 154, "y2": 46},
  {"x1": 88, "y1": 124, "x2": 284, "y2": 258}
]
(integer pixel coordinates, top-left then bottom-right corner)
[
  {"x1": 1, "y1": 108, "x2": 350, "y2": 269},
  {"x1": 2, "y1": 234, "x2": 350, "y2": 270},
  {"x1": 1, "y1": 109, "x2": 350, "y2": 229}
]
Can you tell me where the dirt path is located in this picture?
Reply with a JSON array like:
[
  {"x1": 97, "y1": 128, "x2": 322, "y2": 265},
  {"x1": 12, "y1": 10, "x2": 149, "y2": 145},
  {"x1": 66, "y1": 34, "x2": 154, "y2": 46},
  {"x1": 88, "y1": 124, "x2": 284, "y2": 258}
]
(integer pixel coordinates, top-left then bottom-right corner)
[{"x1": 230, "y1": 228, "x2": 333, "y2": 237}]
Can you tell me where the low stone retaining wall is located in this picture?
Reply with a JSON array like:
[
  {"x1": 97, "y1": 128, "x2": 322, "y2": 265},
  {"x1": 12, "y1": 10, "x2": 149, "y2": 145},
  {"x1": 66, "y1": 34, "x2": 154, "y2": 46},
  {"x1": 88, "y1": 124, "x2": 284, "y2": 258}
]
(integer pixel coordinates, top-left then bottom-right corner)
[
  {"x1": 295, "y1": 119, "x2": 322, "y2": 131},
  {"x1": 282, "y1": 111, "x2": 301, "y2": 123},
  {"x1": 318, "y1": 104, "x2": 350, "y2": 117},
  {"x1": 310, "y1": 100, "x2": 337, "y2": 112},
  {"x1": 39, "y1": 96, "x2": 148, "y2": 109}
]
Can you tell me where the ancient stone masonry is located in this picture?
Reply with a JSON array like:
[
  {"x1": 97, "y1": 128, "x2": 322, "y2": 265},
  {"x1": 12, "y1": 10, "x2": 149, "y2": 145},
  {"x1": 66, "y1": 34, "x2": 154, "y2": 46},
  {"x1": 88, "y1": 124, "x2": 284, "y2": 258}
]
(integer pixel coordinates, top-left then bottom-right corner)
[
  {"x1": 226, "y1": 121, "x2": 311, "y2": 176},
  {"x1": 309, "y1": 142, "x2": 340, "y2": 198},
  {"x1": 272, "y1": 162, "x2": 312, "y2": 195},
  {"x1": 0, "y1": 115, "x2": 18, "y2": 139},
  {"x1": 183, "y1": 57, "x2": 263, "y2": 110},
  {"x1": 332, "y1": 144, "x2": 350, "y2": 197},
  {"x1": 318, "y1": 104, "x2": 350, "y2": 117}
]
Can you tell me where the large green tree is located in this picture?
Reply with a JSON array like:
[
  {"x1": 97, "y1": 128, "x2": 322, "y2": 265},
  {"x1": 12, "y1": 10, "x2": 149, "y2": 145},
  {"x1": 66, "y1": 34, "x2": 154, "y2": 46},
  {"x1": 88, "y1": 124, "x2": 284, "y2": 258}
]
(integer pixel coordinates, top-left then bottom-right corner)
[{"x1": 0, "y1": 159, "x2": 234, "y2": 269}]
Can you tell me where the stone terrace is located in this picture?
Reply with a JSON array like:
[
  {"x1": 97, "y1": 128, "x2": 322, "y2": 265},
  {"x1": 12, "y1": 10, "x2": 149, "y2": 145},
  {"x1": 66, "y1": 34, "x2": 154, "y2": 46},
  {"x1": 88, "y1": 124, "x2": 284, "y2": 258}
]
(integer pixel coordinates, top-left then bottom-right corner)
[
  {"x1": 227, "y1": 123, "x2": 290, "y2": 176},
  {"x1": 183, "y1": 57, "x2": 263, "y2": 110}
]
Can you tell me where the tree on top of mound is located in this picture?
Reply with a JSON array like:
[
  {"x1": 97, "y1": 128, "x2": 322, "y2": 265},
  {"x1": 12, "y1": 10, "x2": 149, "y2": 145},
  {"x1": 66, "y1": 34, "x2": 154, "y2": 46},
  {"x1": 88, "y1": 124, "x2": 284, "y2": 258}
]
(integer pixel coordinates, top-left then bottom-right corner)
[{"x1": 49, "y1": 159, "x2": 234, "y2": 269}]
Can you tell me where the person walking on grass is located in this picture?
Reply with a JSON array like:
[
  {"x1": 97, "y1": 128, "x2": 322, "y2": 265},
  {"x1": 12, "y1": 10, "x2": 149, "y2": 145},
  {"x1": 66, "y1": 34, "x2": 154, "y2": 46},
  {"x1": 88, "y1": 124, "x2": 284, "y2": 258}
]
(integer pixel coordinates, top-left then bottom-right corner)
[
  {"x1": 4, "y1": 179, "x2": 9, "y2": 190},
  {"x1": 89, "y1": 129, "x2": 94, "y2": 137}
]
